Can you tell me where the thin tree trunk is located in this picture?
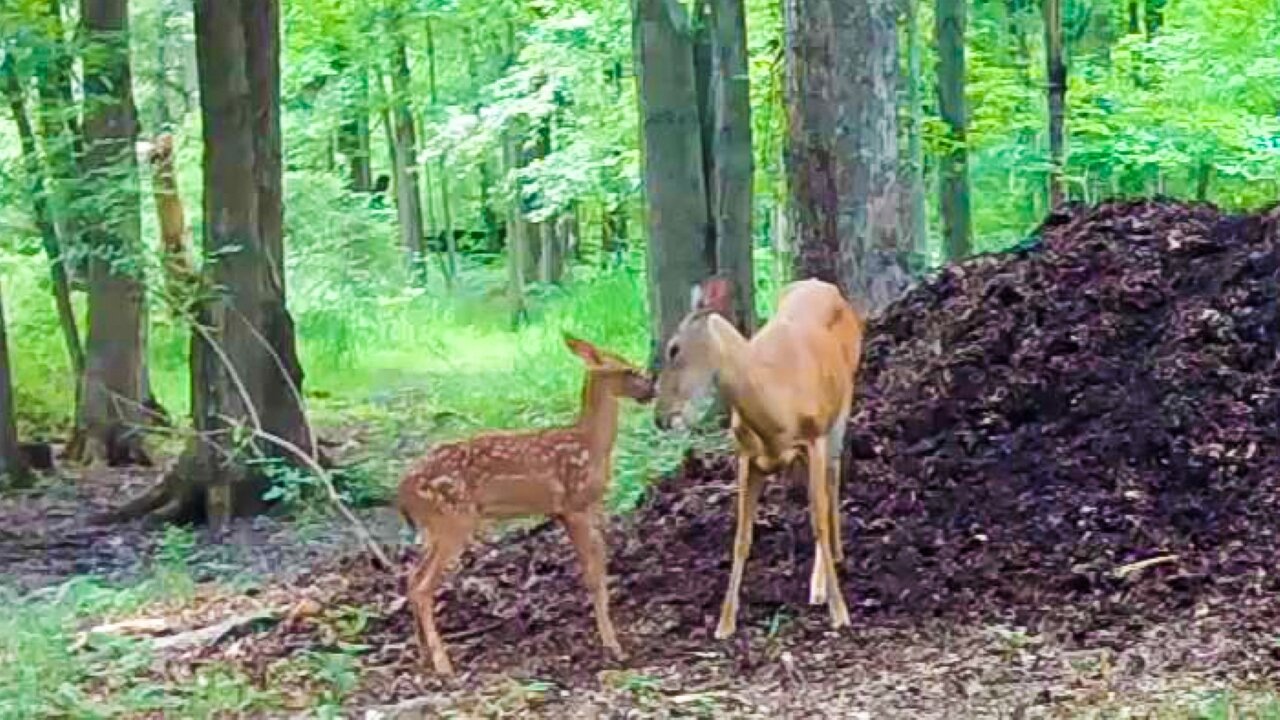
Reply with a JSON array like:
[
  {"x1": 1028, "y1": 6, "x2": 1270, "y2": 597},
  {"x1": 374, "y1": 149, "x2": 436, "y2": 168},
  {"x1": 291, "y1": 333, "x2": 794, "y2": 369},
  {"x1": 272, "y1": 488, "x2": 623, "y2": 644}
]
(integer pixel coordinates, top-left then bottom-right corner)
[
  {"x1": 785, "y1": 0, "x2": 909, "y2": 314},
  {"x1": 338, "y1": 70, "x2": 372, "y2": 192},
  {"x1": 633, "y1": 0, "x2": 714, "y2": 358},
  {"x1": 388, "y1": 38, "x2": 426, "y2": 282},
  {"x1": 902, "y1": 0, "x2": 929, "y2": 265},
  {"x1": 693, "y1": 0, "x2": 717, "y2": 272},
  {"x1": 709, "y1": 0, "x2": 755, "y2": 333},
  {"x1": 36, "y1": 0, "x2": 87, "y2": 290},
  {"x1": 75, "y1": 0, "x2": 150, "y2": 466},
  {"x1": 936, "y1": 0, "x2": 972, "y2": 260},
  {"x1": 3, "y1": 58, "x2": 85, "y2": 385},
  {"x1": 0, "y1": 275, "x2": 29, "y2": 488},
  {"x1": 503, "y1": 130, "x2": 529, "y2": 328},
  {"x1": 438, "y1": 155, "x2": 457, "y2": 284},
  {"x1": 1044, "y1": 0, "x2": 1067, "y2": 207}
]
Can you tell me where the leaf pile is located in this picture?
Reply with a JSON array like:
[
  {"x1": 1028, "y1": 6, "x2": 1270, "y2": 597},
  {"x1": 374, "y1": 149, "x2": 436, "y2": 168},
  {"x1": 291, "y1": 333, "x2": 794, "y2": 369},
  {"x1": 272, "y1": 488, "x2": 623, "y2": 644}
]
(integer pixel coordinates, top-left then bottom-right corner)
[{"x1": 187, "y1": 200, "x2": 1280, "y2": 696}]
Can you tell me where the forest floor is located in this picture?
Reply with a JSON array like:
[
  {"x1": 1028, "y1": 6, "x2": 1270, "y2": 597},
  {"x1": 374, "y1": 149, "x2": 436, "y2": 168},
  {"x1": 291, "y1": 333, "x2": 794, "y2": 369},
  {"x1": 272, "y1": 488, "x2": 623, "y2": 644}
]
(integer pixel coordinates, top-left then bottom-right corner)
[
  {"x1": 5, "y1": 200, "x2": 1280, "y2": 718},
  {"x1": 0, "y1": 449, "x2": 1276, "y2": 719}
]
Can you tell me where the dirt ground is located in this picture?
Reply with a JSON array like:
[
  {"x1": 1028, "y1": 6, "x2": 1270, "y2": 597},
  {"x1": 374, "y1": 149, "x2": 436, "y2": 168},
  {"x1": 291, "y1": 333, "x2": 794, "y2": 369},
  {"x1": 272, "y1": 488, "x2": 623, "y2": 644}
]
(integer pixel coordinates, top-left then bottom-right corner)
[{"x1": 2, "y1": 459, "x2": 1276, "y2": 719}]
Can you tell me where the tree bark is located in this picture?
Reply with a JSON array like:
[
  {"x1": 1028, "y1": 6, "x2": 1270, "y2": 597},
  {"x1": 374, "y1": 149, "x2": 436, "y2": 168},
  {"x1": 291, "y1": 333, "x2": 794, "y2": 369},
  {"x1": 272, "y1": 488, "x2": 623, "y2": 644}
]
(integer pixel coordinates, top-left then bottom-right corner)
[
  {"x1": 133, "y1": 0, "x2": 312, "y2": 527},
  {"x1": 0, "y1": 274, "x2": 30, "y2": 488},
  {"x1": 709, "y1": 0, "x2": 755, "y2": 333},
  {"x1": 936, "y1": 0, "x2": 972, "y2": 260},
  {"x1": 902, "y1": 0, "x2": 929, "y2": 265},
  {"x1": 1044, "y1": 0, "x2": 1067, "y2": 207},
  {"x1": 338, "y1": 70, "x2": 372, "y2": 192},
  {"x1": 503, "y1": 130, "x2": 529, "y2": 328},
  {"x1": 388, "y1": 37, "x2": 426, "y2": 282},
  {"x1": 75, "y1": 0, "x2": 150, "y2": 466},
  {"x1": 35, "y1": 0, "x2": 88, "y2": 289},
  {"x1": 693, "y1": 0, "x2": 717, "y2": 273},
  {"x1": 3, "y1": 58, "x2": 85, "y2": 388},
  {"x1": 785, "y1": 0, "x2": 910, "y2": 314},
  {"x1": 633, "y1": 0, "x2": 714, "y2": 357},
  {"x1": 147, "y1": 135, "x2": 197, "y2": 309}
]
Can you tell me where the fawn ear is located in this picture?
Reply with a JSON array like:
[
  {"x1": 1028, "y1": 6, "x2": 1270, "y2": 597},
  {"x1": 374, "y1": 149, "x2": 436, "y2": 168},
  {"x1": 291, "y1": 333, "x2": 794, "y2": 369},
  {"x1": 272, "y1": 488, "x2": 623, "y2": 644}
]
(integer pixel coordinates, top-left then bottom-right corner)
[{"x1": 563, "y1": 333, "x2": 603, "y2": 366}]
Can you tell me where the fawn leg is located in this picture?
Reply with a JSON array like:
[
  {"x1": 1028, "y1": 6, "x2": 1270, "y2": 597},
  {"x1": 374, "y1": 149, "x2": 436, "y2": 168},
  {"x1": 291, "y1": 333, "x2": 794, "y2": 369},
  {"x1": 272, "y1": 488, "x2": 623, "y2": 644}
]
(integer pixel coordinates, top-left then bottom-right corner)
[
  {"x1": 562, "y1": 509, "x2": 625, "y2": 660},
  {"x1": 807, "y1": 437, "x2": 850, "y2": 629},
  {"x1": 409, "y1": 518, "x2": 474, "y2": 675},
  {"x1": 407, "y1": 548, "x2": 434, "y2": 654},
  {"x1": 716, "y1": 455, "x2": 766, "y2": 640}
]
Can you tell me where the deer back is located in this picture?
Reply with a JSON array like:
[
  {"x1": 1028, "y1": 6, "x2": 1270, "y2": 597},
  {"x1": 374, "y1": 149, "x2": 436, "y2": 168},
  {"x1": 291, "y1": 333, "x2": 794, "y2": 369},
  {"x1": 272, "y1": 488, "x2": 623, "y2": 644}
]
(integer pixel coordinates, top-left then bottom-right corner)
[{"x1": 398, "y1": 427, "x2": 600, "y2": 522}]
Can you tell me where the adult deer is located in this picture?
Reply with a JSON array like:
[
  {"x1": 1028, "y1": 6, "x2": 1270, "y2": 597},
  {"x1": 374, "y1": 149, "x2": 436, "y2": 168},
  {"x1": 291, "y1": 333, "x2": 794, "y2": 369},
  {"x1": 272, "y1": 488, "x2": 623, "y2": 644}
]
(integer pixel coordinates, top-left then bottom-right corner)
[
  {"x1": 653, "y1": 276, "x2": 863, "y2": 638},
  {"x1": 397, "y1": 335, "x2": 654, "y2": 675}
]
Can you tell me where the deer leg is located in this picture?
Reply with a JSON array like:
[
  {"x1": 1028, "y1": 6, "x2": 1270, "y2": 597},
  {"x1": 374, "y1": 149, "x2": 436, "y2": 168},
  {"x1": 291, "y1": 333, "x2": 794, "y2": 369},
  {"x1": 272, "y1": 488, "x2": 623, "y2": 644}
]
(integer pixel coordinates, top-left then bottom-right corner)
[
  {"x1": 716, "y1": 455, "x2": 766, "y2": 640},
  {"x1": 808, "y1": 458, "x2": 829, "y2": 605},
  {"x1": 562, "y1": 509, "x2": 625, "y2": 660},
  {"x1": 827, "y1": 410, "x2": 849, "y2": 563},
  {"x1": 409, "y1": 518, "x2": 474, "y2": 675},
  {"x1": 407, "y1": 549, "x2": 434, "y2": 654},
  {"x1": 807, "y1": 438, "x2": 850, "y2": 630}
]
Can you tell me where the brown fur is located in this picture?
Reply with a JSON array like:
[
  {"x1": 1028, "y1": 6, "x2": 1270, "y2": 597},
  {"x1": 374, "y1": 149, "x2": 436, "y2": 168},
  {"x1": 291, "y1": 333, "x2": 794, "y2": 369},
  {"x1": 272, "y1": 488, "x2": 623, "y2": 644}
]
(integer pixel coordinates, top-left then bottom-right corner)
[
  {"x1": 654, "y1": 276, "x2": 865, "y2": 638},
  {"x1": 395, "y1": 335, "x2": 654, "y2": 675}
]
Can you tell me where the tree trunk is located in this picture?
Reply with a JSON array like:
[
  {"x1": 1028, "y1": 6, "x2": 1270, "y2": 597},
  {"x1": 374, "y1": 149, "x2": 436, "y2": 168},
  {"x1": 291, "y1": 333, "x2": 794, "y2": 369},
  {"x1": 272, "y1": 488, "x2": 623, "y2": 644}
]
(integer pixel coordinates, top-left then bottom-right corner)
[
  {"x1": 3, "y1": 58, "x2": 85, "y2": 389},
  {"x1": 74, "y1": 0, "x2": 150, "y2": 466},
  {"x1": 388, "y1": 38, "x2": 426, "y2": 282},
  {"x1": 120, "y1": 0, "x2": 314, "y2": 527},
  {"x1": 0, "y1": 274, "x2": 30, "y2": 488},
  {"x1": 338, "y1": 70, "x2": 372, "y2": 192},
  {"x1": 147, "y1": 135, "x2": 197, "y2": 309},
  {"x1": 692, "y1": 0, "x2": 717, "y2": 273},
  {"x1": 709, "y1": 0, "x2": 755, "y2": 333},
  {"x1": 35, "y1": 0, "x2": 88, "y2": 289},
  {"x1": 936, "y1": 0, "x2": 973, "y2": 260},
  {"x1": 633, "y1": 0, "x2": 713, "y2": 358},
  {"x1": 503, "y1": 130, "x2": 529, "y2": 328},
  {"x1": 902, "y1": 0, "x2": 929, "y2": 265},
  {"x1": 1044, "y1": 0, "x2": 1067, "y2": 207},
  {"x1": 438, "y1": 155, "x2": 458, "y2": 284},
  {"x1": 479, "y1": 153, "x2": 502, "y2": 254},
  {"x1": 784, "y1": 0, "x2": 910, "y2": 314}
]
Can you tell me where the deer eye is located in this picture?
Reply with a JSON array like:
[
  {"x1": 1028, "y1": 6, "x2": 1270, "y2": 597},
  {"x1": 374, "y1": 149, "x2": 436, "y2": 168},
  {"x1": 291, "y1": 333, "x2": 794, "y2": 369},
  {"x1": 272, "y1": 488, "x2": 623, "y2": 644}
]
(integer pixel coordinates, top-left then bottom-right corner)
[{"x1": 667, "y1": 343, "x2": 680, "y2": 361}]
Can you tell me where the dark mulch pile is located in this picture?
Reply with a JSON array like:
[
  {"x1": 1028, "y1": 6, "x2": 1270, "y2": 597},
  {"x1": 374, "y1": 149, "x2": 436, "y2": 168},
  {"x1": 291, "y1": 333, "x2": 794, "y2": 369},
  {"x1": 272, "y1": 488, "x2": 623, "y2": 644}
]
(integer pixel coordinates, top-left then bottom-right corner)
[{"x1": 189, "y1": 200, "x2": 1280, "y2": 701}]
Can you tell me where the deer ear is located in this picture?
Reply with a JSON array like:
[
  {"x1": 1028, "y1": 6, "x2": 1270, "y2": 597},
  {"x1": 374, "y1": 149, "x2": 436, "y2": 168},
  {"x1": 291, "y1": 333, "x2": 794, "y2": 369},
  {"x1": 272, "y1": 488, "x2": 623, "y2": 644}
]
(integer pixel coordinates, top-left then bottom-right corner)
[
  {"x1": 700, "y1": 275, "x2": 733, "y2": 316},
  {"x1": 689, "y1": 282, "x2": 704, "y2": 311},
  {"x1": 563, "y1": 333, "x2": 603, "y2": 365}
]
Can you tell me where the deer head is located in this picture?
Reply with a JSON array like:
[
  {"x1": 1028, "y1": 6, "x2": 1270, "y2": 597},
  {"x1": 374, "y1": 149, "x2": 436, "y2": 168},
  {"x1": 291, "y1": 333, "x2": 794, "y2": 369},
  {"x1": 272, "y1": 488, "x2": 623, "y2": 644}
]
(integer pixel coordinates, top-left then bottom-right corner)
[
  {"x1": 563, "y1": 333, "x2": 655, "y2": 403},
  {"x1": 653, "y1": 275, "x2": 734, "y2": 430}
]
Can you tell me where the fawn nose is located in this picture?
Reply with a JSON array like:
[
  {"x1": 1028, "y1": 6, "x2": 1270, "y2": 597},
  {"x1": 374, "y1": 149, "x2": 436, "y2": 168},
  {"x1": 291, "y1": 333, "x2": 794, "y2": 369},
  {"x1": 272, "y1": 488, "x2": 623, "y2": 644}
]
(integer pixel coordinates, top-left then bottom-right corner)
[{"x1": 654, "y1": 412, "x2": 671, "y2": 430}]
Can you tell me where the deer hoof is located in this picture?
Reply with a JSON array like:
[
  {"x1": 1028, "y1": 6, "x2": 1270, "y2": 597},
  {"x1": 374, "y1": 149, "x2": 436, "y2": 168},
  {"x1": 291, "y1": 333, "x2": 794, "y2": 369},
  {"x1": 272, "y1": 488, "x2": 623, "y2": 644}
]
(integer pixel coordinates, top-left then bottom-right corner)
[
  {"x1": 714, "y1": 617, "x2": 737, "y2": 640},
  {"x1": 431, "y1": 652, "x2": 455, "y2": 676},
  {"x1": 829, "y1": 603, "x2": 851, "y2": 630}
]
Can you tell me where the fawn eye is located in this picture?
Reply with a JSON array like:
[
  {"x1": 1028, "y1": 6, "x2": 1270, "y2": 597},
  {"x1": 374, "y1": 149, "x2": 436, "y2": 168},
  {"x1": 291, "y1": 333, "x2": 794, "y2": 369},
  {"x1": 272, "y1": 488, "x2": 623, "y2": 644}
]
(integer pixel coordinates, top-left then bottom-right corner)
[{"x1": 667, "y1": 343, "x2": 680, "y2": 361}]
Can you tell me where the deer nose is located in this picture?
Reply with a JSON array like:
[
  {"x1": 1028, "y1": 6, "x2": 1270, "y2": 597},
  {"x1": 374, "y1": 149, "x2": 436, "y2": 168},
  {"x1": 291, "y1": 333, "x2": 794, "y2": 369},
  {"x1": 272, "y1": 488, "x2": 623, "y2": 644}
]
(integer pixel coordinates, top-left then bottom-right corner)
[{"x1": 654, "y1": 412, "x2": 670, "y2": 430}]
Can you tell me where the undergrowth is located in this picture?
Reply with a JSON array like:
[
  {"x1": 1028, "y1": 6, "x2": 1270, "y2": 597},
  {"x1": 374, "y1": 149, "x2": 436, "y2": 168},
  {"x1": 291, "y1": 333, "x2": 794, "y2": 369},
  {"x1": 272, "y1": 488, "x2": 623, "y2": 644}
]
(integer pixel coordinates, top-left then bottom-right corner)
[{"x1": 0, "y1": 528, "x2": 292, "y2": 719}]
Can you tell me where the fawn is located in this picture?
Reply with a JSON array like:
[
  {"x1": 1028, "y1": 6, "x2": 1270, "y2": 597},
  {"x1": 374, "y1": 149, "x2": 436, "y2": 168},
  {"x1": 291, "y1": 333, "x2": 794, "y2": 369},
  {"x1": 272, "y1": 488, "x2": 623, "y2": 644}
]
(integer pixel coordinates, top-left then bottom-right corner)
[
  {"x1": 653, "y1": 276, "x2": 864, "y2": 638},
  {"x1": 396, "y1": 334, "x2": 655, "y2": 675}
]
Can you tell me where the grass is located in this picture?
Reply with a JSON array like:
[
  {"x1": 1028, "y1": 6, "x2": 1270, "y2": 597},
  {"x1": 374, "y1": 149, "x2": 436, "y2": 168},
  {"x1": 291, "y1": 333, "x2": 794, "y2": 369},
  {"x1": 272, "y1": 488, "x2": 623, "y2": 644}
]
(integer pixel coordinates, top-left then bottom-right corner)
[{"x1": 0, "y1": 528, "x2": 288, "y2": 719}]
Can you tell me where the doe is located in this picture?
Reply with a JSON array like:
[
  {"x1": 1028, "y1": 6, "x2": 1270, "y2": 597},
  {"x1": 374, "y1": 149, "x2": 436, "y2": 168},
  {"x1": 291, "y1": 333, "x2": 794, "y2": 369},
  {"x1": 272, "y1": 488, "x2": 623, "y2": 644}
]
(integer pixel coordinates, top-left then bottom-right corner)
[{"x1": 653, "y1": 276, "x2": 864, "y2": 638}]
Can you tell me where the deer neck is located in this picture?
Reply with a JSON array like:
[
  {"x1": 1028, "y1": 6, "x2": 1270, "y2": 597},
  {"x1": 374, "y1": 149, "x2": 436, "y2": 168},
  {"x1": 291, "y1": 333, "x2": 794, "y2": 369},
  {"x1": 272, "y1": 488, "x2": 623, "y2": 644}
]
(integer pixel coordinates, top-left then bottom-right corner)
[
  {"x1": 708, "y1": 323, "x2": 775, "y2": 433},
  {"x1": 576, "y1": 372, "x2": 620, "y2": 462}
]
